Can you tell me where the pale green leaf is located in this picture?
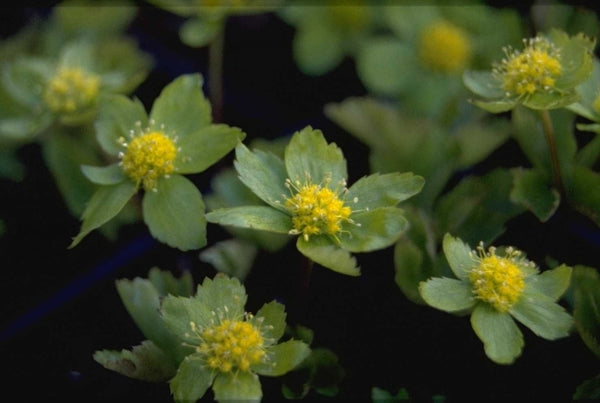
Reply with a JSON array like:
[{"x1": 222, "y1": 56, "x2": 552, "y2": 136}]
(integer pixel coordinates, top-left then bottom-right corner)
[
  {"x1": 213, "y1": 371, "x2": 261, "y2": 403},
  {"x1": 150, "y1": 74, "x2": 212, "y2": 139},
  {"x1": 253, "y1": 301, "x2": 286, "y2": 346},
  {"x1": 510, "y1": 168, "x2": 560, "y2": 222},
  {"x1": 471, "y1": 98, "x2": 518, "y2": 113},
  {"x1": 471, "y1": 304, "x2": 524, "y2": 365},
  {"x1": 234, "y1": 143, "x2": 289, "y2": 210},
  {"x1": 339, "y1": 207, "x2": 408, "y2": 253},
  {"x1": 462, "y1": 70, "x2": 504, "y2": 99},
  {"x1": 296, "y1": 236, "x2": 360, "y2": 276},
  {"x1": 526, "y1": 264, "x2": 572, "y2": 301},
  {"x1": 176, "y1": 124, "x2": 245, "y2": 174},
  {"x1": 194, "y1": 275, "x2": 248, "y2": 318},
  {"x1": 293, "y1": 15, "x2": 344, "y2": 76},
  {"x1": 95, "y1": 95, "x2": 148, "y2": 156},
  {"x1": 199, "y1": 238, "x2": 258, "y2": 281},
  {"x1": 419, "y1": 277, "x2": 476, "y2": 313},
  {"x1": 572, "y1": 266, "x2": 600, "y2": 358},
  {"x1": 179, "y1": 16, "x2": 222, "y2": 48},
  {"x1": 142, "y1": 175, "x2": 207, "y2": 251},
  {"x1": 206, "y1": 206, "x2": 292, "y2": 234},
  {"x1": 284, "y1": 126, "x2": 347, "y2": 189},
  {"x1": 442, "y1": 233, "x2": 475, "y2": 281},
  {"x1": 346, "y1": 172, "x2": 424, "y2": 210},
  {"x1": 161, "y1": 295, "x2": 212, "y2": 344},
  {"x1": 116, "y1": 277, "x2": 190, "y2": 362},
  {"x1": 509, "y1": 290, "x2": 573, "y2": 340},
  {"x1": 170, "y1": 355, "x2": 215, "y2": 403},
  {"x1": 81, "y1": 163, "x2": 125, "y2": 185},
  {"x1": 93, "y1": 340, "x2": 177, "y2": 382},
  {"x1": 147, "y1": 267, "x2": 194, "y2": 297},
  {"x1": 253, "y1": 340, "x2": 311, "y2": 376},
  {"x1": 69, "y1": 181, "x2": 137, "y2": 248}
]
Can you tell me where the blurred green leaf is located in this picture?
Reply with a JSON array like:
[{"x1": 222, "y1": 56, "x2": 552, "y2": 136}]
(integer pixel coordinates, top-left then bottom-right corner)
[
  {"x1": 572, "y1": 266, "x2": 600, "y2": 358},
  {"x1": 510, "y1": 168, "x2": 560, "y2": 222}
]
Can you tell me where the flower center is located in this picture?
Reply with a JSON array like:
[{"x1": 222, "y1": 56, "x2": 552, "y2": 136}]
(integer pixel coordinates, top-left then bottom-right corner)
[
  {"x1": 284, "y1": 178, "x2": 353, "y2": 241},
  {"x1": 495, "y1": 36, "x2": 562, "y2": 97},
  {"x1": 469, "y1": 246, "x2": 525, "y2": 312},
  {"x1": 120, "y1": 131, "x2": 177, "y2": 191},
  {"x1": 418, "y1": 20, "x2": 471, "y2": 73},
  {"x1": 43, "y1": 67, "x2": 100, "y2": 114},
  {"x1": 193, "y1": 319, "x2": 266, "y2": 373}
]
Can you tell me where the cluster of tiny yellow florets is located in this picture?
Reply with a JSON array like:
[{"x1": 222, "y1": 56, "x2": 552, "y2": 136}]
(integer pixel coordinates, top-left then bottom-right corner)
[
  {"x1": 283, "y1": 175, "x2": 355, "y2": 241},
  {"x1": 418, "y1": 20, "x2": 472, "y2": 73},
  {"x1": 118, "y1": 123, "x2": 178, "y2": 191},
  {"x1": 43, "y1": 67, "x2": 101, "y2": 114},
  {"x1": 468, "y1": 244, "x2": 528, "y2": 312},
  {"x1": 190, "y1": 315, "x2": 266, "y2": 373},
  {"x1": 494, "y1": 36, "x2": 562, "y2": 97}
]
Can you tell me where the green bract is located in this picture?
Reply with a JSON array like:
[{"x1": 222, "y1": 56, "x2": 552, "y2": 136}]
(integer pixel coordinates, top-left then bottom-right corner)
[
  {"x1": 206, "y1": 126, "x2": 424, "y2": 276},
  {"x1": 419, "y1": 233, "x2": 573, "y2": 364},
  {"x1": 463, "y1": 29, "x2": 595, "y2": 113},
  {"x1": 161, "y1": 275, "x2": 310, "y2": 403},
  {"x1": 70, "y1": 74, "x2": 245, "y2": 250}
]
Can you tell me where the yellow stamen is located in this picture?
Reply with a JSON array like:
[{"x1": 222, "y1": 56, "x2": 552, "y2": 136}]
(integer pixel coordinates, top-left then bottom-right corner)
[
  {"x1": 418, "y1": 20, "x2": 471, "y2": 73},
  {"x1": 43, "y1": 67, "x2": 100, "y2": 114}
]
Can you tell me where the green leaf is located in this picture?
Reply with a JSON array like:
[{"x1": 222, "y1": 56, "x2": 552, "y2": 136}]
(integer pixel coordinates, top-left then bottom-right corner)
[
  {"x1": 568, "y1": 165, "x2": 600, "y2": 226},
  {"x1": 95, "y1": 95, "x2": 148, "y2": 156},
  {"x1": 284, "y1": 126, "x2": 347, "y2": 188},
  {"x1": 371, "y1": 386, "x2": 410, "y2": 402},
  {"x1": 462, "y1": 70, "x2": 504, "y2": 99},
  {"x1": 179, "y1": 16, "x2": 222, "y2": 48},
  {"x1": 116, "y1": 276, "x2": 189, "y2": 362},
  {"x1": 572, "y1": 266, "x2": 600, "y2": 358},
  {"x1": 346, "y1": 172, "x2": 424, "y2": 210},
  {"x1": 147, "y1": 267, "x2": 194, "y2": 297},
  {"x1": 419, "y1": 277, "x2": 476, "y2": 313},
  {"x1": 509, "y1": 290, "x2": 573, "y2": 340},
  {"x1": 213, "y1": 371, "x2": 261, "y2": 403},
  {"x1": 339, "y1": 207, "x2": 408, "y2": 253},
  {"x1": 254, "y1": 301, "x2": 287, "y2": 346},
  {"x1": 510, "y1": 168, "x2": 560, "y2": 222},
  {"x1": 69, "y1": 180, "x2": 137, "y2": 248},
  {"x1": 206, "y1": 206, "x2": 292, "y2": 234},
  {"x1": 293, "y1": 15, "x2": 344, "y2": 76},
  {"x1": 355, "y1": 37, "x2": 414, "y2": 97},
  {"x1": 176, "y1": 124, "x2": 245, "y2": 174},
  {"x1": 199, "y1": 238, "x2": 258, "y2": 281},
  {"x1": 142, "y1": 175, "x2": 207, "y2": 251},
  {"x1": 394, "y1": 237, "x2": 428, "y2": 305},
  {"x1": 470, "y1": 304, "x2": 524, "y2": 365},
  {"x1": 523, "y1": 89, "x2": 580, "y2": 110},
  {"x1": 170, "y1": 355, "x2": 215, "y2": 403},
  {"x1": 150, "y1": 74, "x2": 212, "y2": 139},
  {"x1": 194, "y1": 275, "x2": 248, "y2": 318},
  {"x1": 455, "y1": 119, "x2": 511, "y2": 168},
  {"x1": 161, "y1": 295, "x2": 212, "y2": 344},
  {"x1": 93, "y1": 341, "x2": 177, "y2": 382},
  {"x1": 81, "y1": 163, "x2": 125, "y2": 185},
  {"x1": 296, "y1": 236, "x2": 360, "y2": 276},
  {"x1": 2, "y1": 57, "x2": 52, "y2": 108},
  {"x1": 42, "y1": 129, "x2": 101, "y2": 217},
  {"x1": 526, "y1": 264, "x2": 572, "y2": 301},
  {"x1": 470, "y1": 98, "x2": 518, "y2": 113},
  {"x1": 253, "y1": 340, "x2": 311, "y2": 376},
  {"x1": 442, "y1": 233, "x2": 474, "y2": 282},
  {"x1": 574, "y1": 374, "x2": 600, "y2": 400},
  {"x1": 234, "y1": 143, "x2": 289, "y2": 210}
]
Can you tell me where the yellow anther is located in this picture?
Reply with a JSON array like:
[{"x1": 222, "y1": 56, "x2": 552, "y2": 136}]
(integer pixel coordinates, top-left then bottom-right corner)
[
  {"x1": 418, "y1": 20, "x2": 471, "y2": 73},
  {"x1": 43, "y1": 67, "x2": 100, "y2": 114}
]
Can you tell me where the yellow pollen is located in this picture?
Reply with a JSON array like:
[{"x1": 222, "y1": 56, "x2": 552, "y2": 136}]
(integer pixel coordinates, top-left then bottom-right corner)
[
  {"x1": 496, "y1": 36, "x2": 562, "y2": 97},
  {"x1": 284, "y1": 179, "x2": 352, "y2": 241},
  {"x1": 43, "y1": 67, "x2": 100, "y2": 114},
  {"x1": 196, "y1": 319, "x2": 265, "y2": 373},
  {"x1": 418, "y1": 20, "x2": 471, "y2": 73},
  {"x1": 469, "y1": 246, "x2": 525, "y2": 312},
  {"x1": 120, "y1": 131, "x2": 177, "y2": 191}
]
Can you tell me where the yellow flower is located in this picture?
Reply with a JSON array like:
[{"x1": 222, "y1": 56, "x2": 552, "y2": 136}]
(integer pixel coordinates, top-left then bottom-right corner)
[
  {"x1": 418, "y1": 20, "x2": 471, "y2": 74},
  {"x1": 43, "y1": 67, "x2": 101, "y2": 114},
  {"x1": 119, "y1": 128, "x2": 178, "y2": 191},
  {"x1": 494, "y1": 36, "x2": 562, "y2": 97}
]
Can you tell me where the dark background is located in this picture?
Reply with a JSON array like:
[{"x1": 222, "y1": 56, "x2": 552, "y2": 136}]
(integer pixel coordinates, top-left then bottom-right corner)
[{"x1": 1, "y1": 4, "x2": 600, "y2": 402}]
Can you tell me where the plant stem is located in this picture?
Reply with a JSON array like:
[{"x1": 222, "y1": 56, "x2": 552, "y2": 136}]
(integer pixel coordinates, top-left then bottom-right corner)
[
  {"x1": 539, "y1": 109, "x2": 564, "y2": 194},
  {"x1": 208, "y1": 24, "x2": 225, "y2": 123}
]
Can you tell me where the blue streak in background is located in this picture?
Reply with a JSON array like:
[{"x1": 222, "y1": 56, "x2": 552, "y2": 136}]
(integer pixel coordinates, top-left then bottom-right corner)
[{"x1": 0, "y1": 234, "x2": 155, "y2": 343}]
